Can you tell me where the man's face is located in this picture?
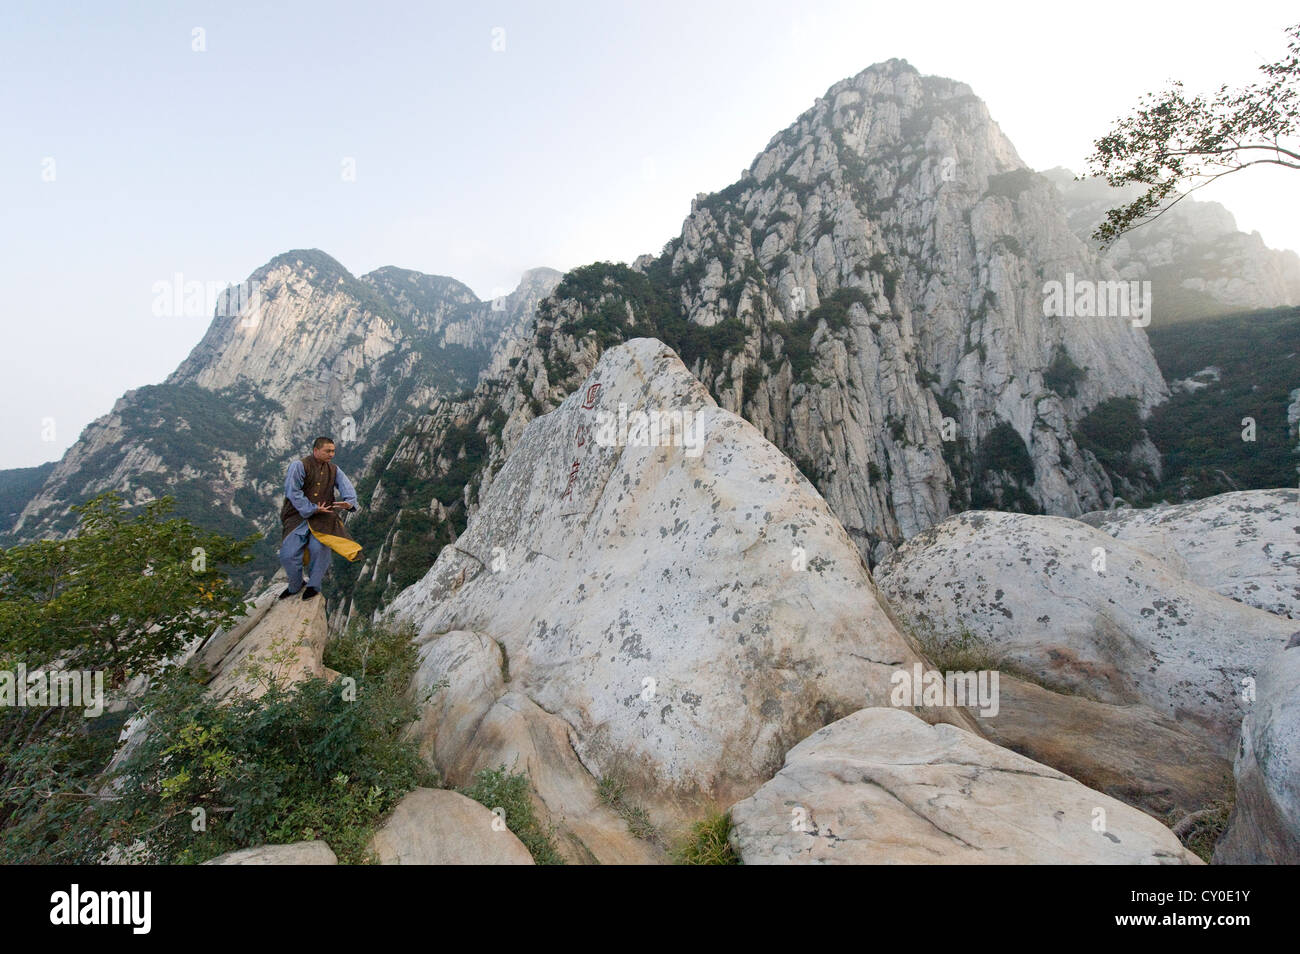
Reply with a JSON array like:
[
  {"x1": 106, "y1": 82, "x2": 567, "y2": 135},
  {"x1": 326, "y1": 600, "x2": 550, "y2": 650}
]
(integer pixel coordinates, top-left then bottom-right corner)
[{"x1": 313, "y1": 442, "x2": 336, "y2": 463}]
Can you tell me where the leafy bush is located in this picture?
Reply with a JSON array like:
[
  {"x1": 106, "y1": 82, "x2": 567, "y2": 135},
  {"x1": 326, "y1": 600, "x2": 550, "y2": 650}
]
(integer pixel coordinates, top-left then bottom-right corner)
[
  {"x1": 88, "y1": 620, "x2": 433, "y2": 865},
  {"x1": 742, "y1": 366, "x2": 763, "y2": 405},
  {"x1": 0, "y1": 493, "x2": 261, "y2": 859},
  {"x1": 1044, "y1": 347, "x2": 1085, "y2": 397},
  {"x1": 1077, "y1": 397, "x2": 1142, "y2": 453},
  {"x1": 0, "y1": 493, "x2": 254, "y2": 681},
  {"x1": 867, "y1": 253, "x2": 901, "y2": 301},
  {"x1": 694, "y1": 181, "x2": 748, "y2": 219},
  {"x1": 1074, "y1": 397, "x2": 1146, "y2": 486},
  {"x1": 554, "y1": 260, "x2": 750, "y2": 377},
  {"x1": 806, "y1": 287, "x2": 871, "y2": 331},
  {"x1": 978, "y1": 422, "x2": 1035, "y2": 485},
  {"x1": 970, "y1": 422, "x2": 1038, "y2": 513}
]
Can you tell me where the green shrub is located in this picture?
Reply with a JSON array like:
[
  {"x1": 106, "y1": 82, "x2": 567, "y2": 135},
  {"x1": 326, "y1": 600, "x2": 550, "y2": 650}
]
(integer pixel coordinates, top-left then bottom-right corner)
[
  {"x1": 1044, "y1": 347, "x2": 1085, "y2": 397},
  {"x1": 771, "y1": 320, "x2": 816, "y2": 381},
  {"x1": 978, "y1": 421, "x2": 1035, "y2": 485},
  {"x1": 0, "y1": 494, "x2": 256, "y2": 861},
  {"x1": 1073, "y1": 397, "x2": 1147, "y2": 489},
  {"x1": 806, "y1": 286, "x2": 871, "y2": 331},
  {"x1": 867, "y1": 253, "x2": 901, "y2": 300},
  {"x1": 90, "y1": 620, "x2": 434, "y2": 865},
  {"x1": 742, "y1": 366, "x2": 763, "y2": 405},
  {"x1": 1076, "y1": 397, "x2": 1142, "y2": 454}
]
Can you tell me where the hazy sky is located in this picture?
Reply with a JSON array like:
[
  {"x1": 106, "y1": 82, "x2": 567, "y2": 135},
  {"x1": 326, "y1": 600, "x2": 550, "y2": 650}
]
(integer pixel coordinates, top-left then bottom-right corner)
[{"x1": 2, "y1": 0, "x2": 1296, "y2": 469}]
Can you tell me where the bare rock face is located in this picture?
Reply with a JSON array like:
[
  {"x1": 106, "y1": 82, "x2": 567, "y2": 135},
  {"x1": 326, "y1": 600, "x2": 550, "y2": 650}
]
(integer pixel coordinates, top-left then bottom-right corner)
[
  {"x1": 404, "y1": 629, "x2": 662, "y2": 864},
  {"x1": 1080, "y1": 490, "x2": 1300, "y2": 620},
  {"x1": 367, "y1": 788, "x2": 535, "y2": 865},
  {"x1": 667, "y1": 60, "x2": 1169, "y2": 543},
  {"x1": 972, "y1": 674, "x2": 1232, "y2": 822},
  {"x1": 1215, "y1": 637, "x2": 1300, "y2": 864},
  {"x1": 406, "y1": 629, "x2": 507, "y2": 771},
  {"x1": 875, "y1": 510, "x2": 1296, "y2": 757},
  {"x1": 202, "y1": 840, "x2": 338, "y2": 865},
  {"x1": 728, "y1": 707, "x2": 1202, "y2": 864},
  {"x1": 388, "y1": 339, "x2": 973, "y2": 826},
  {"x1": 195, "y1": 583, "x2": 337, "y2": 702}
]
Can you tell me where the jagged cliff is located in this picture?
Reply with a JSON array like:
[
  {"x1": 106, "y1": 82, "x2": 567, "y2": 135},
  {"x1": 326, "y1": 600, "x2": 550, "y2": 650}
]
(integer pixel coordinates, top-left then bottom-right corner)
[{"x1": 340, "y1": 58, "x2": 1173, "y2": 621}]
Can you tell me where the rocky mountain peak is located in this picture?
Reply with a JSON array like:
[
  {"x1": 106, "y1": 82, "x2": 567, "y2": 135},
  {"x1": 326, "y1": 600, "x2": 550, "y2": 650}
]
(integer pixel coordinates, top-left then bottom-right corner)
[{"x1": 333, "y1": 60, "x2": 1186, "y2": 625}]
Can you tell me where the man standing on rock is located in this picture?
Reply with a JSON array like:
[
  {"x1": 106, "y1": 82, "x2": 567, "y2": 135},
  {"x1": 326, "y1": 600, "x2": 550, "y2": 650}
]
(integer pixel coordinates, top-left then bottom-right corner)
[{"x1": 279, "y1": 436, "x2": 362, "y2": 600}]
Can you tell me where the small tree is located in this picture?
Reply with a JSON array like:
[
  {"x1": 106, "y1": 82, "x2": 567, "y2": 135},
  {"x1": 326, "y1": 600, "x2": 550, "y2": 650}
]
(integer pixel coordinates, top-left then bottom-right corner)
[
  {"x1": 1085, "y1": 22, "x2": 1299, "y2": 245},
  {"x1": 0, "y1": 492, "x2": 254, "y2": 682},
  {"x1": 0, "y1": 492, "x2": 254, "y2": 848}
]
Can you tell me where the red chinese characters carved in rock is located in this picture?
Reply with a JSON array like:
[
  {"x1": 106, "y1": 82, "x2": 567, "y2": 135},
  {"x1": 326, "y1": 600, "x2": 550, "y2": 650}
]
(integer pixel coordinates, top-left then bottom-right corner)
[
  {"x1": 560, "y1": 458, "x2": 581, "y2": 500},
  {"x1": 561, "y1": 382, "x2": 600, "y2": 500}
]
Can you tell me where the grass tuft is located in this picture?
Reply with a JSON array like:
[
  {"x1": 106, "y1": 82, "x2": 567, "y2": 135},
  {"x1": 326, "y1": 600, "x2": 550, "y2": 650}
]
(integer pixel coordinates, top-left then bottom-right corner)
[{"x1": 673, "y1": 810, "x2": 740, "y2": 865}]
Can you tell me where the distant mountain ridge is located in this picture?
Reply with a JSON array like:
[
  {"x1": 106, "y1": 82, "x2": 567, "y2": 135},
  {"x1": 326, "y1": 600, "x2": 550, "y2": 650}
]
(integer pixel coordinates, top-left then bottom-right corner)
[
  {"x1": 0, "y1": 461, "x2": 55, "y2": 534},
  {"x1": 1043, "y1": 168, "x2": 1300, "y2": 325},
  {"x1": 7, "y1": 252, "x2": 560, "y2": 589}
]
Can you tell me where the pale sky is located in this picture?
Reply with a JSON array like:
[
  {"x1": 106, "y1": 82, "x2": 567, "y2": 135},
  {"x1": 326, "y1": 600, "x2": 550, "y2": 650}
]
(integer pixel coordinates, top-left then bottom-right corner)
[{"x1": 2, "y1": 0, "x2": 1296, "y2": 468}]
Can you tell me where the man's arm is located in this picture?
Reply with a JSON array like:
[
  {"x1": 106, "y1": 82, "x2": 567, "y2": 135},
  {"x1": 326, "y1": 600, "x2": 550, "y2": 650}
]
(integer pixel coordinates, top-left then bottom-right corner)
[
  {"x1": 285, "y1": 460, "x2": 320, "y2": 518},
  {"x1": 333, "y1": 467, "x2": 359, "y2": 512}
]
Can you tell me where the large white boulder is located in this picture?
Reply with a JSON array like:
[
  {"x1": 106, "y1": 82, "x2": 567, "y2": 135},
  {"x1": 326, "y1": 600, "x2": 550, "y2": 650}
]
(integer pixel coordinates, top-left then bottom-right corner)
[
  {"x1": 875, "y1": 510, "x2": 1296, "y2": 756},
  {"x1": 728, "y1": 707, "x2": 1202, "y2": 864},
  {"x1": 1081, "y1": 490, "x2": 1300, "y2": 619},
  {"x1": 389, "y1": 339, "x2": 972, "y2": 813}
]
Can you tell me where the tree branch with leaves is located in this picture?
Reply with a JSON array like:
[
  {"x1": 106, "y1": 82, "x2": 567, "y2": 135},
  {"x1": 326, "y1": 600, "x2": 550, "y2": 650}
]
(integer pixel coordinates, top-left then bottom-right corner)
[{"x1": 1085, "y1": 22, "x2": 1299, "y2": 245}]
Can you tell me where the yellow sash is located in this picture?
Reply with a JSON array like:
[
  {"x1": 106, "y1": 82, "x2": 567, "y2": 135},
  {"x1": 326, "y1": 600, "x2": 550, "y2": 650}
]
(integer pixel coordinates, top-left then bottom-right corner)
[{"x1": 304, "y1": 528, "x2": 363, "y2": 562}]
